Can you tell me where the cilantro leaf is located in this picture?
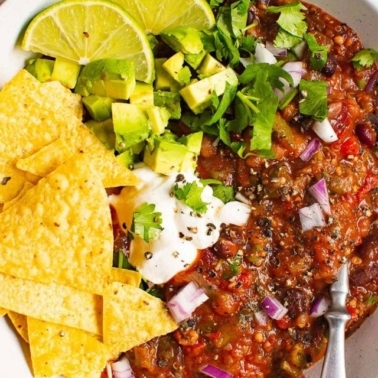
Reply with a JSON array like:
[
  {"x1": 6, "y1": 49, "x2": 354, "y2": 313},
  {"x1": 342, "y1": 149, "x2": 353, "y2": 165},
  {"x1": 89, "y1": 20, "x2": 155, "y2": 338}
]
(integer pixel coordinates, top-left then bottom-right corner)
[
  {"x1": 267, "y1": 1, "x2": 308, "y2": 38},
  {"x1": 230, "y1": 0, "x2": 250, "y2": 39},
  {"x1": 208, "y1": 0, "x2": 223, "y2": 8},
  {"x1": 274, "y1": 29, "x2": 303, "y2": 49},
  {"x1": 299, "y1": 79, "x2": 328, "y2": 121},
  {"x1": 131, "y1": 203, "x2": 163, "y2": 242},
  {"x1": 212, "y1": 185, "x2": 235, "y2": 203},
  {"x1": 351, "y1": 48, "x2": 378, "y2": 69},
  {"x1": 304, "y1": 33, "x2": 328, "y2": 70},
  {"x1": 174, "y1": 181, "x2": 209, "y2": 214}
]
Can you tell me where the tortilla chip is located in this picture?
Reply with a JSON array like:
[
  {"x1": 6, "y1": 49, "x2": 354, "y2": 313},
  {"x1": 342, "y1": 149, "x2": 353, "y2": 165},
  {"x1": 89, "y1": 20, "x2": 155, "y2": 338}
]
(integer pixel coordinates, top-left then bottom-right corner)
[
  {"x1": 16, "y1": 137, "x2": 72, "y2": 177},
  {"x1": 0, "y1": 154, "x2": 113, "y2": 294},
  {"x1": 2, "y1": 181, "x2": 34, "y2": 211},
  {"x1": 7, "y1": 311, "x2": 28, "y2": 343},
  {"x1": 0, "y1": 308, "x2": 7, "y2": 316},
  {"x1": 103, "y1": 282, "x2": 178, "y2": 355},
  {"x1": 28, "y1": 317, "x2": 108, "y2": 378},
  {"x1": 0, "y1": 273, "x2": 102, "y2": 335},
  {"x1": 110, "y1": 267, "x2": 142, "y2": 287},
  {"x1": 0, "y1": 161, "x2": 38, "y2": 203}
]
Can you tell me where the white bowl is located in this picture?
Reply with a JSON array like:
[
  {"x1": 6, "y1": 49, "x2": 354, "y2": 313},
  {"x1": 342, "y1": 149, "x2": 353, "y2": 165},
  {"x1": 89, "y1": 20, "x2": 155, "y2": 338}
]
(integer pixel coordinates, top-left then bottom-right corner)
[{"x1": 0, "y1": 0, "x2": 377, "y2": 377}]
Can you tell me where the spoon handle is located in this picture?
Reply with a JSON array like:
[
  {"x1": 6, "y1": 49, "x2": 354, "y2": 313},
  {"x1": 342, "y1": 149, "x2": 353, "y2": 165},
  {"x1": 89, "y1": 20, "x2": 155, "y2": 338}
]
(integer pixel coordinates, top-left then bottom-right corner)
[{"x1": 320, "y1": 263, "x2": 351, "y2": 378}]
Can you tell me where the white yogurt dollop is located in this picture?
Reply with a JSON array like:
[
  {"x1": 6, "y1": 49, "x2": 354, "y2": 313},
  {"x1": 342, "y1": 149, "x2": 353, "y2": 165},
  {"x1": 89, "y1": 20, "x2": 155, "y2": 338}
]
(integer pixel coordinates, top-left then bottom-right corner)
[{"x1": 109, "y1": 164, "x2": 251, "y2": 284}]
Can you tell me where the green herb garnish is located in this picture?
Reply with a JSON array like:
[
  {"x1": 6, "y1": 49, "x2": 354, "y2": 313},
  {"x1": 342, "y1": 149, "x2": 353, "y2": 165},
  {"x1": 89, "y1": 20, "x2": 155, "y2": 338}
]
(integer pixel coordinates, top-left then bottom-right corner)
[
  {"x1": 304, "y1": 33, "x2": 328, "y2": 71},
  {"x1": 174, "y1": 181, "x2": 209, "y2": 214},
  {"x1": 299, "y1": 79, "x2": 328, "y2": 121},
  {"x1": 131, "y1": 202, "x2": 163, "y2": 242},
  {"x1": 351, "y1": 48, "x2": 378, "y2": 69}
]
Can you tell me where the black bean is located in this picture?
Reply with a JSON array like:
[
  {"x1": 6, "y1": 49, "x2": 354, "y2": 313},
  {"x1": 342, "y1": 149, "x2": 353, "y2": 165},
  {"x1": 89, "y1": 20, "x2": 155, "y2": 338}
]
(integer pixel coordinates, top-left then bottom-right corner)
[
  {"x1": 321, "y1": 53, "x2": 338, "y2": 77},
  {"x1": 355, "y1": 121, "x2": 377, "y2": 149}
]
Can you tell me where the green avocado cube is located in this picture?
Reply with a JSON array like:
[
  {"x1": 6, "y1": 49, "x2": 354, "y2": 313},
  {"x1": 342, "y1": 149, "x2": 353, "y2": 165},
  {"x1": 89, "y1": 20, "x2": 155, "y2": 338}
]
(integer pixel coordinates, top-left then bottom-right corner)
[
  {"x1": 25, "y1": 58, "x2": 54, "y2": 83},
  {"x1": 143, "y1": 136, "x2": 189, "y2": 175},
  {"x1": 82, "y1": 95, "x2": 114, "y2": 121},
  {"x1": 179, "y1": 67, "x2": 238, "y2": 114},
  {"x1": 75, "y1": 59, "x2": 135, "y2": 100},
  {"x1": 178, "y1": 131, "x2": 203, "y2": 155},
  {"x1": 146, "y1": 106, "x2": 171, "y2": 135},
  {"x1": 197, "y1": 54, "x2": 226, "y2": 76},
  {"x1": 153, "y1": 91, "x2": 181, "y2": 119},
  {"x1": 116, "y1": 149, "x2": 136, "y2": 168},
  {"x1": 162, "y1": 52, "x2": 191, "y2": 86},
  {"x1": 161, "y1": 26, "x2": 204, "y2": 55},
  {"x1": 51, "y1": 57, "x2": 81, "y2": 88},
  {"x1": 130, "y1": 82, "x2": 154, "y2": 105},
  {"x1": 154, "y1": 58, "x2": 181, "y2": 92},
  {"x1": 112, "y1": 102, "x2": 150, "y2": 152},
  {"x1": 85, "y1": 118, "x2": 115, "y2": 151}
]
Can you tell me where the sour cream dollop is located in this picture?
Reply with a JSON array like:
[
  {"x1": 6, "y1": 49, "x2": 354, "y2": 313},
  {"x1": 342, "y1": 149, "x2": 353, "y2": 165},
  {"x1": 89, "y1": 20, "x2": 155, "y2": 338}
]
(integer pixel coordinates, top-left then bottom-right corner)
[{"x1": 109, "y1": 164, "x2": 251, "y2": 284}]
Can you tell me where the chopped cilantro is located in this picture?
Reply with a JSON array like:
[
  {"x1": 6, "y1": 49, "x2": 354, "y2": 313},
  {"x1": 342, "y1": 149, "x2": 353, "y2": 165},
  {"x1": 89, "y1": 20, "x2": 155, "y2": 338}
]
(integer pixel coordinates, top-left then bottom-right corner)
[
  {"x1": 304, "y1": 33, "x2": 328, "y2": 70},
  {"x1": 267, "y1": 1, "x2": 308, "y2": 38},
  {"x1": 223, "y1": 254, "x2": 242, "y2": 279},
  {"x1": 117, "y1": 251, "x2": 135, "y2": 270},
  {"x1": 131, "y1": 202, "x2": 163, "y2": 242},
  {"x1": 299, "y1": 79, "x2": 328, "y2": 121},
  {"x1": 365, "y1": 294, "x2": 378, "y2": 306},
  {"x1": 274, "y1": 29, "x2": 303, "y2": 49},
  {"x1": 212, "y1": 184, "x2": 235, "y2": 203},
  {"x1": 351, "y1": 48, "x2": 378, "y2": 69},
  {"x1": 173, "y1": 181, "x2": 209, "y2": 214}
]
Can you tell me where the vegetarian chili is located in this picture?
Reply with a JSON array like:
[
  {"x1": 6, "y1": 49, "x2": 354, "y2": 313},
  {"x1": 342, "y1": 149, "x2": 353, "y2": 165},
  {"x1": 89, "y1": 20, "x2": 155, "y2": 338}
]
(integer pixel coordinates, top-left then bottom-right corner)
[{"x1": 111, "y1": 0, "x2": 378, "y2": 377}]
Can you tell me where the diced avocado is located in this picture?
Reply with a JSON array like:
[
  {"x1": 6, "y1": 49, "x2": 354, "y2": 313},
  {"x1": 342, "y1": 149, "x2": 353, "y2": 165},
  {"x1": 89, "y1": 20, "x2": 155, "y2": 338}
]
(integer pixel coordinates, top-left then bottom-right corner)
[
  {"x1": 178, "y1": 131, "x2": 203, "y2": 155},
  {"x1": 154, "y1": 58, "x2": 181, "y2": 92},
  {"x1": 130, "y1": 82, "x2": 154, "y2": 105},
  {"x1": 180, "y1": 151, "x2": 198, "y2": 173},
  {"x1": 146, "y1": 106, "x2": 171, "y2": 135},
  {"x1": 153, "y1": 91, "x2": 181, "y2": 119},
  {"x1": 143, "y1": 135, "x2": 189, "y2": 175},
  {"x1": 197, "y1": 54, "x2": 226, "y2": 76},
  {"x1": 75, "y1": 59, "x2": 135, "y2": 100},
  {"x1": 184, "y1": 50, "x2": 206, "y2": 70},
  {"x1": 51, "y1": 57, "x2": 81, "y2": 88},
  {"x1": 162, "y1": 52, "x2": 191, "y2": 86},
  {"x1": 161, "y1": 26, "x2": 204, "y2": 55},
  {"x1": 116, "y1": 149, "x2": 136, "y2": 168},
  {"x1": 25, "y1": 58, "x2": 54, "y2": 83},
  {"x1": 85, "y1": 118, "x2": 115, "y2": 151},
  {"x1": 112, "y1": 103, "x2": 150, "y2": 152},
  {"x1": 179, "y1": 67, "x2": 238, "y2": 114},
  {"x1": 82, "y1": 95, "x2": 114, "y2": 121}
]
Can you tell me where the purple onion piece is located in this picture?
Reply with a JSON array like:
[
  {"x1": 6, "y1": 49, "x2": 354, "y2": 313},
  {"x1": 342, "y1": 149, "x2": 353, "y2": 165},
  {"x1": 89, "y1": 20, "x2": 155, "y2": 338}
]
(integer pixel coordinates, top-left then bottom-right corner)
[
  {"x1": 310, "y1": 297, "x2": 331, "y2": 317},
  {"x1": 200, "y1": 364, "x2": 233, "y2": 378},
  {"x1": 300, "y1": 138, "x2": 321, "y2": 161},
  {"x1": 298, "y1": 203, "x2": 326, "y2": 231},
  {"x1": 254, "y1": 310, "x2": 269, "y2": 326},
  {"x1": 365, "y1": 69, "x2": 378, "y2": 93},
  {"x1": 308, "y1": 178, "x2": 331, "y2": 215},
  {"x1": 261, "y1": 296, "x2": 288, "y2": 320}
]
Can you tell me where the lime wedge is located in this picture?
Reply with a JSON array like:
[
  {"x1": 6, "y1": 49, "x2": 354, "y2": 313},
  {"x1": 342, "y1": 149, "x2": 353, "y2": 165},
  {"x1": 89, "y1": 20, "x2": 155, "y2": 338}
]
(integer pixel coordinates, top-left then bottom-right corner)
[
  {"x1": 22, "y1": 0, "x2": 154, "y2": 83},
  {"x1": 112, "y1": 0, "x2": 215, "y2": 35}
]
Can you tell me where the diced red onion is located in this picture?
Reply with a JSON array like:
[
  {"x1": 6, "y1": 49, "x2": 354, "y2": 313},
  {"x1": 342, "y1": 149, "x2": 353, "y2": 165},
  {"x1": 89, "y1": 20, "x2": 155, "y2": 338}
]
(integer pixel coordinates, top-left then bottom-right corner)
[
  {"x1": 282, "y1": 61, "x2": 306, "y2": 87},
  {"x1": 261, "y1": 296, "x2": 288, "y2": 320},
  {"x1": 265, "y1": 41, "x2": 287, "y2": 57},
  {"x1": 254, "y1": 310, "x2": 269, "y2": 326},
  {"x1": 299, "y1": 138, "x2": 321, "y2": 162},
  {"x1": 254, "y1": 43, "x2": 277, "y2": 65},
  {"x1": 110, "y1": 356, "x2": 135, "y2": 378},
  {"x1": 299, "y1": 203, "x2": 326, "y2": 231},
  {"x1": 235, "y1": 191, "x2": 251, "y2": 205},
  {"x1": 292, "y1": 40, "x2": 307, "y2": 59},
  {"x1": 310, "y1": 297, "x2": 331, "y2": 317},
  {"x1": 312, "y1": 118, "x2": 338, "y2": 143},
  {"x1": 167, "y1": 282, "x2": 209, "y2": 323},
  {"x1": 308, "y1": 178, "x2": 331, "y2": 215},
  {"x1": 365, "y1": 69, "x2": 378, "y2": 93},
  {"x1": 200, "y1": 364, "x2": 233, "y2": 378}
]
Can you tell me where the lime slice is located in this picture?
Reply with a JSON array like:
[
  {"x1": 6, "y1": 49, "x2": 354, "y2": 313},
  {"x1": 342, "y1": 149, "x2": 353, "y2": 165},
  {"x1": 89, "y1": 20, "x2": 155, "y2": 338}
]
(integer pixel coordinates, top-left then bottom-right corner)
[
  {"x1": 22, "y1": 0, "x2": 154, "y2": 83},
  {"x1": 111, "y1": 0, "x2": 215, "y2": 35}
]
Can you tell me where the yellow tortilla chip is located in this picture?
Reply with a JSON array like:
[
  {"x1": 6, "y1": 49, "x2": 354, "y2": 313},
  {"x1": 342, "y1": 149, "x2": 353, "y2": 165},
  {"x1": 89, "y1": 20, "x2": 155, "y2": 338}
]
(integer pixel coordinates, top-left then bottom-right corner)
[
  {"x1": 28, "y1": 317, "x2": 108, "y2": 378},
  {"x1": 0, "y1": 273, "x2": 102, "y2": 335},
  {"x1": 0, "y1": 161, "x2": 38, "y2": 203},
  {"x1": 7, "y1": 311, "x2": 28, "y2": 343},
  {"x1": 103, "y1": 282, "x2": 178, "y2": 355},
  {"x1": 0, "y1": 308, "x2": 7, "y2": 316},
  {"x1": 110, "y1": 267, "x2": 142, "y2": 287},
  {"x1": 16, "y1": 137, "x2": 71, "y2": 177},
  {"x1": 0, "y1": 154, "x2": 113, "y2": 294},
  {"x1": 2, "y1": 181, "x2": 34, "y2": 211}
]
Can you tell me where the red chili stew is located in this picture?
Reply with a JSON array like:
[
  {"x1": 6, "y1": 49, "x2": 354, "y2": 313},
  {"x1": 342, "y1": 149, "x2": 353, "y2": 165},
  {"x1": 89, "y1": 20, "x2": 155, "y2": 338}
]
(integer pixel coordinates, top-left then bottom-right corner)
[{"x1": 113, "y1": 1, "x2": 378, "y2": 377}]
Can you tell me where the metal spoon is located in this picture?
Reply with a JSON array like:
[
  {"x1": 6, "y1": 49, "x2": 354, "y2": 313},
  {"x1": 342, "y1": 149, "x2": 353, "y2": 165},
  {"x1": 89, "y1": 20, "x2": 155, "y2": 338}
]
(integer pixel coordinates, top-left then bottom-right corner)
[{"x1": 320, "y1": 263, "x2": 351, "y2": 378}]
